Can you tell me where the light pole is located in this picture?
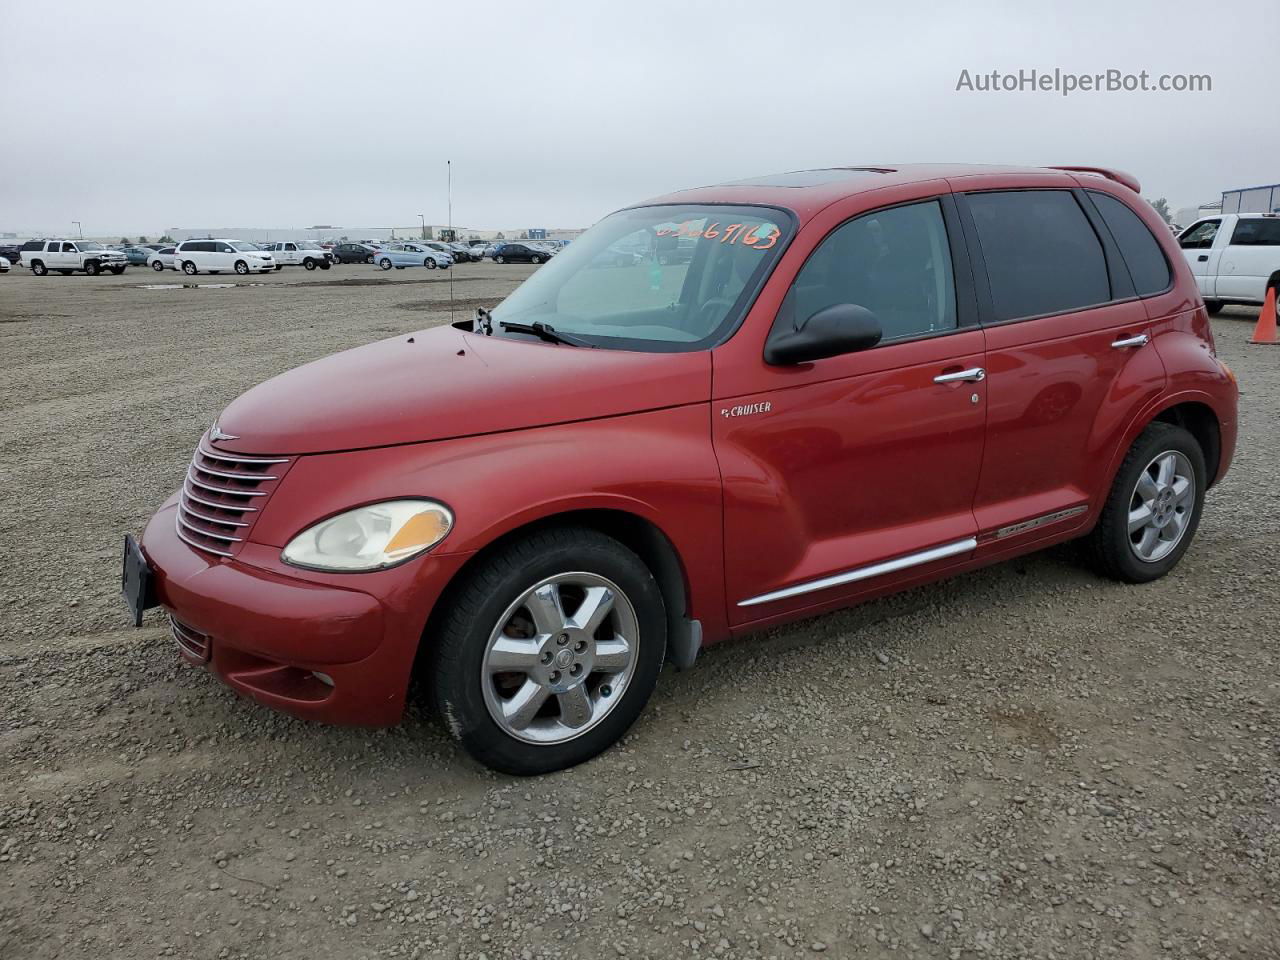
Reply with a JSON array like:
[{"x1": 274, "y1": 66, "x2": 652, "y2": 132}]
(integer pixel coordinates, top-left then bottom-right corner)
[
  {"x1": 73, "y1": 221, "x2": 83, "y2": 238},
  {"x1": 447, "y1": 160, "x2": 452, "y2": 240},
  {"x1": 418, "y1": 214, "x2": 426, "y2": 240}
]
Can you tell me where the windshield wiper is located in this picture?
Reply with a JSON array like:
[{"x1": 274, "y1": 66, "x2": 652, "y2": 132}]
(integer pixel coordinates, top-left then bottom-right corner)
[{"x1": 498, "y1": 320, "x2": 593, "y2": 348}]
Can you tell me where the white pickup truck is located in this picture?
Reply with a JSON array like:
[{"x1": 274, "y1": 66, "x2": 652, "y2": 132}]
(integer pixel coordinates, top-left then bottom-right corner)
[
  {"x1": 260, "y1": 241, "x2": 333, "y2": 270},
  {"x1": 1177, "y1": 213, "x2": 1280, "y2": 316},
  {"x1": 22, "y1": 239, "x2": 129, "y2": 276}
]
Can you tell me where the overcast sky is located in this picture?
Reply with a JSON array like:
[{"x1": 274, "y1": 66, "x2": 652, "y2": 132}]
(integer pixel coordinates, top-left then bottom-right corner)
[{"x1": 1, "y1": 0, "x2": 1275, "y2": 236}]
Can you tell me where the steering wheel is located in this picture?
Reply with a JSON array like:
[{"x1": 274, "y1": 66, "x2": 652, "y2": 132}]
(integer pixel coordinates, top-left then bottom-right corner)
[{"x1": 694, "y1": 297, "x2": 736, "y2": 332}]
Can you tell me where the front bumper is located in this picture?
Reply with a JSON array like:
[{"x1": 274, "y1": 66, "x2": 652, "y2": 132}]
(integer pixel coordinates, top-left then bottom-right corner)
[{"x1": 139, "y1": 496, "x2": 470, "y2": 726}]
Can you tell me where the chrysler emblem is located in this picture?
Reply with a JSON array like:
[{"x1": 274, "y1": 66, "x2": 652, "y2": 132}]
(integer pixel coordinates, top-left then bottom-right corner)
[{"x1": 209, "y1": 423, "x2": 239, "y2": 442}]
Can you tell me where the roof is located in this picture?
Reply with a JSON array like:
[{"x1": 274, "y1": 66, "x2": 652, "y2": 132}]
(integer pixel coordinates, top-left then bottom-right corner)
[{"x1": 641, "y1": 164, "x2": 1141, "y2": 217}]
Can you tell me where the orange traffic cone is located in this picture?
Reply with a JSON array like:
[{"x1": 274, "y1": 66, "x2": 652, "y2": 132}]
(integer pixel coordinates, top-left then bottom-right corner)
[{"x1": 1249, "y1": 286, "x2": 1279, "y2": 345}]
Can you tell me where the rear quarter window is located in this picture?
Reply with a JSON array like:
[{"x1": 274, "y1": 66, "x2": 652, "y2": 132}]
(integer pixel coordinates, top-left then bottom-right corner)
[
  {"x1": 1088, "y1": 191, "x2": 1172, "y2": 297},
  {"x1": 966, "y1": 190, "x2": 1110, "y2": 322}
]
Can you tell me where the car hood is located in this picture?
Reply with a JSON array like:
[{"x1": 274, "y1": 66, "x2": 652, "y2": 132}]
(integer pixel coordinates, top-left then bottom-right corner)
[{"x1": 214, "y1": 323, "x2": 712, "y2": 455}]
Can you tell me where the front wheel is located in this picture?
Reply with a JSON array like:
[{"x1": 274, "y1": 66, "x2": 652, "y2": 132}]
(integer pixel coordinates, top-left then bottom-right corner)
[
  {"x1": 182, "y1": 261, "x2": 198, "y2": 276},
  {"x1": 531, "y1": 255, "x2": 544, "y2": 264},
  {"x1": 234, "y1": 260, "x2": 249, "y2": 275},
  {"x1": 495, "y1": 255, "x2": 505, "y2": 264},
  {"x1": 379, "y1": 257, "x2": 393, "y2": 270},
  {"x1": 303, "y1": 258, "x2": 317, "y2": 270},
  {"x1": 365, "y1": 255, "x2": 374, "y2": 264},
  {"x1": 424, "y1": 258, "x2": 436, "y2": 269},
  {"x1": 430, "y1": 528, "x2": 667, "y2": 776},
  {"x1": 320, "y1": 260, "x2": 331, "y2": 270},
  {"x1": 1084, "y1": 422, "x2": 1206, "y2": 583},
  {"x1": 151, "y1": 261, "x2": 165, "y2": 271},
  {"x1": 85, "y1": 261, "x2": 100, "y2": 276},
  {"x1": 110, "y1": 266, "x2": 125, "y2": 275}
]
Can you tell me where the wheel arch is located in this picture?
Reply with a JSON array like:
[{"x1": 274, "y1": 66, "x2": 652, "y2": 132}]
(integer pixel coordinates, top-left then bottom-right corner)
[
  {"x1": 416, "y1": 508, "x2": 699, "y2": 681},
  {"x1": 1151, "y1": 400, "x2": 1222, "y2": 486}
]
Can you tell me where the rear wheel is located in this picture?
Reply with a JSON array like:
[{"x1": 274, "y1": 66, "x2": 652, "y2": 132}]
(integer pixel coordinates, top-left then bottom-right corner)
[
  {"x1": 430, "y1": 528, "x2": 667, "y2": 775},
  {"x1": 1205, "y1": 299, "x2": 1225, "y2": 315},
  {"x1": 1084, "y1": 422, "x2": 1205, "y2": 583},
  {"x1": 234, "y1": 260, "x2": 249, "y2": 275},
  {"x1": 31, "y1": 260, "x2": 47, "y2": 276},
  {"x1": 183, "y1": 261, "x2": 198, "y2": 275}
]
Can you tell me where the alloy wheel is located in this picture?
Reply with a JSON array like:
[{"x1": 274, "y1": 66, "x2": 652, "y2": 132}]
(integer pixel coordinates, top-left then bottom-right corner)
[
  {"x1": 1128, "y1": 450, "x2": 1195, "y2": 563},
  {"x1": 480, "y1": 572, "x2": 638, "y2": 745}
]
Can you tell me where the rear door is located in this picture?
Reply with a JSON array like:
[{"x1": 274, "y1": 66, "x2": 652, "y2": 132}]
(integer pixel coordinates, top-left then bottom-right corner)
[
  {"x1": 1177, "y1": 218, "x2": 1225, "y2": 297},
  {"x1": 1217, "y1": 217, "x2": 1280, "y2": 301},
  {"x1": 957, "y1": 185, "x2": 1161, "y2": 549},
  {"x1": 716, "y1": 194, "x2": 988, "y2": 623}
]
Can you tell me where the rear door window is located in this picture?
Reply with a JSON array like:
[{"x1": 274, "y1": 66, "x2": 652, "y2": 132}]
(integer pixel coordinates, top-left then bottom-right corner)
[
  {"x1": 966, "y1": 190, "x2": 1110, "y2": 321},
  {"x1": 1087, "y1": 191, "x2": 1172, "y2": 296},
  {"x1": 1229, "y1": 218, "x2": 1280, "y2": 246}
]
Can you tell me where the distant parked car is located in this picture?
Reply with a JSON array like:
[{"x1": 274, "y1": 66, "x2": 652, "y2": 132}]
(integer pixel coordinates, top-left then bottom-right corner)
[
  {"x1": 147, "y1": 246, "x2": 178, "y2": 271},
  {"x1": 142, "y1": 243, "x2": 168, "y2": 252},
  {"x1": 261, "y1": 241, "x2": 333, "y2": 270},
  {"x1": 119, "y1": 245, "x2": 153, "y2": 265},
  {"x1": 174, "y1": 239, "x2": 275, "y2": 275},
  {"x1": 0, "y1": 244, "x2": 21, "y2": 265},
  {"x1": 0, "y1": 256, "x2": 10, "y2": 274},
  {"x1": 333, "y1": 242, "x2": 377, "y2": 264},
  {"x1": 493, "y1": 242, "x2": 549, "y2": 264},
  {"x1": 24, "y1": 239, "x2": 129, "y2": 275},
  {"x1": 373, "y1": 243, "x2": 452, "y2": 270},
  {"x1": 446, "y1": 242, "x2": 479, "y2": 262}
]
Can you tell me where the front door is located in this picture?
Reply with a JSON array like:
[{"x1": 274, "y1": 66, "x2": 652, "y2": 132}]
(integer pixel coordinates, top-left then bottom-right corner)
[
  {"x1": 1177, "y1": 218, "x2": 1223, "y2": 297},
  {"x1": 1216, "y1": 217, "x2": 1280, "y2": 301},
  {"x1": 716, "y1": 195, "x2": 987, "y2": 624}
]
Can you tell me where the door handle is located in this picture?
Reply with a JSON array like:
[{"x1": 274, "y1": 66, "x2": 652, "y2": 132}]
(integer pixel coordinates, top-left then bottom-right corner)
[
  {"x1": 1110, "y1": 333, "x2": 1149, "y2": 349},
  {"x1": 1197, "y1": 254, "x2": 1209, "y2": 262},
  {"x1": 933, "y1": 367, "x2": 985, "y2": 384}
]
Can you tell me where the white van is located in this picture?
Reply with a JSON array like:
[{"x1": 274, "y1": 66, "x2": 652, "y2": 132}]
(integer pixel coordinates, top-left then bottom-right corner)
[{"x1": 174, "y1": 240, "x2": 275, "y2": 276}]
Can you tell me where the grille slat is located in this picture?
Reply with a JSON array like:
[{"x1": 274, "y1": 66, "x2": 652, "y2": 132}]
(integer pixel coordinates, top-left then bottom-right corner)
[{"x1": 176, "y1": 435, "x2": 292, "y2": 558}]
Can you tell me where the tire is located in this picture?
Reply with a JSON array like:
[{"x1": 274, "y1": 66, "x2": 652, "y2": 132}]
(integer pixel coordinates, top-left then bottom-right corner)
[
  {"x1": 183, "y1": 261, "x2": 198, "y2": 276},
  {"x1": 85, "y1": 261, "x2": 100, "y2": 276},
  {"x1": 425, "y1": 258, "x2": 436, "y2": 269},
  {"x1": 234, "y1": 260, "x2": 249, "y2": 275},
  {"x1": 58, "y1": 270, "x2": 72, "y2": 275},
  {"x1": 320, "y1": 260, "x2": 331, "y2": 270},
  {"x1": 379, "y1": 257, "x2": 393, "y2": 271},
  {"x1": 110, "y1": 266, "x2": 125, "y2": 275},
  {"x1": 303, "y1": 258, "x2": 317, "y2": 271},
  {"x1": 1204, "y1": 300, "x2": 1225, "y2": 315},
  {"x1": 531, "y1": 255, "x2": 543, "y2": 264},
  {"x1": 151, "y1": 261, "x2": 164, "y2": 271},
  {"x1": 495, "y1": 256, "x2": 505, "y2": 264},
  {"x1": 1084, "y1": 422, "x2": 1206, "y2": 584},
  {"x1": 274, "y1": 265, "x2": 283, "y2": 271},
  {"x1": 31, "y1": 260, "x2": 47, "y2": 276},
  {"x1": 430, "y1": 527, "x2": 667, "y2": 775},
  {"x1": 365, "y1": 255, "x2": 374, "y2": 264}
]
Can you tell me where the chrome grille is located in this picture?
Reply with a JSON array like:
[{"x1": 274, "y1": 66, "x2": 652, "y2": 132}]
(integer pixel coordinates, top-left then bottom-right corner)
[
  {"x1": 170, "y1": 615, "x2": 211, "y2": 662},
  {"x1": 176, "y1": 438, "x2": 292, "y2": 558}
]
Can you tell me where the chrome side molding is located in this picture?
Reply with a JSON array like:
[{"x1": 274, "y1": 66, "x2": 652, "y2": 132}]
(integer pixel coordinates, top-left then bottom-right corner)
[
  {"x1": 738, "y1": 537, "x2": 978, "y2": 608},
  {"x1": 994, "y1": 504, "x2": 1088, "y2": 539}
]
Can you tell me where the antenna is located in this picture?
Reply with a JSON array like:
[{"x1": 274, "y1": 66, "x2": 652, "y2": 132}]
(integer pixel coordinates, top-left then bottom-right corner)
[{"x1": 447, "y1": 159, "x2": 454, "y2": 325}]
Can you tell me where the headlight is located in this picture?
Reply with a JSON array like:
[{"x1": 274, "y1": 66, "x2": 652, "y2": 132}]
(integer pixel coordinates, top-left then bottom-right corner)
[{"x1": 281, "y1": 499, "x2": 453, "y2": 572}]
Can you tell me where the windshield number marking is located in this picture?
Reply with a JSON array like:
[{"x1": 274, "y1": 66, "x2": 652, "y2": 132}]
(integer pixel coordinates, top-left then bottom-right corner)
[{"x1": 656, "y1": 221, "x2": 779, "y2": 250}]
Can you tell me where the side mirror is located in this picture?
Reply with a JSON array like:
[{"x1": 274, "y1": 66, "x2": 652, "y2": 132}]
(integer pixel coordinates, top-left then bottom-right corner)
[{"x1": 764, "y1": 303, "x2": 883, "y2": 365}]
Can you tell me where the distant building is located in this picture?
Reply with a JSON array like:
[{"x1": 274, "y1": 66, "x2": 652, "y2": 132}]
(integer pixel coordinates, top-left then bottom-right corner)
[{"x1": 1220, "y1": 183, "x2": 1280, "y2": 215}]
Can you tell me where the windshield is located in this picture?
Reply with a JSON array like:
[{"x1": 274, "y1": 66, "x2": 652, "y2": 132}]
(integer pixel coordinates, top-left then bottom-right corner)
[
  {"x1": 488, "y1": 204, "x2": 790, "y2": 350},
  {"x1": 230, "y1": 241, "x2": 259, "y2": 252},
  {"x1": 78, "y1": 241, "x2": 105, "y2": 251},
  {"x1": 297, "y1": 241, "x2": 322, "y2": 249}
]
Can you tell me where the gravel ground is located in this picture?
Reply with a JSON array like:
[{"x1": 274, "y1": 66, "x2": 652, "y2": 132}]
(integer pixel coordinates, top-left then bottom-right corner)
[{"x1": 0, "y1": 266, "x2": 1277, "y2": 960}]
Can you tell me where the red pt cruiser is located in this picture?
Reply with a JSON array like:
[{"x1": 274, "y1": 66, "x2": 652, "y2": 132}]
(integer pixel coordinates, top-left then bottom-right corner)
[{"x1": 123, "y1": 164, "x2": 1238, "y2": 775}]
